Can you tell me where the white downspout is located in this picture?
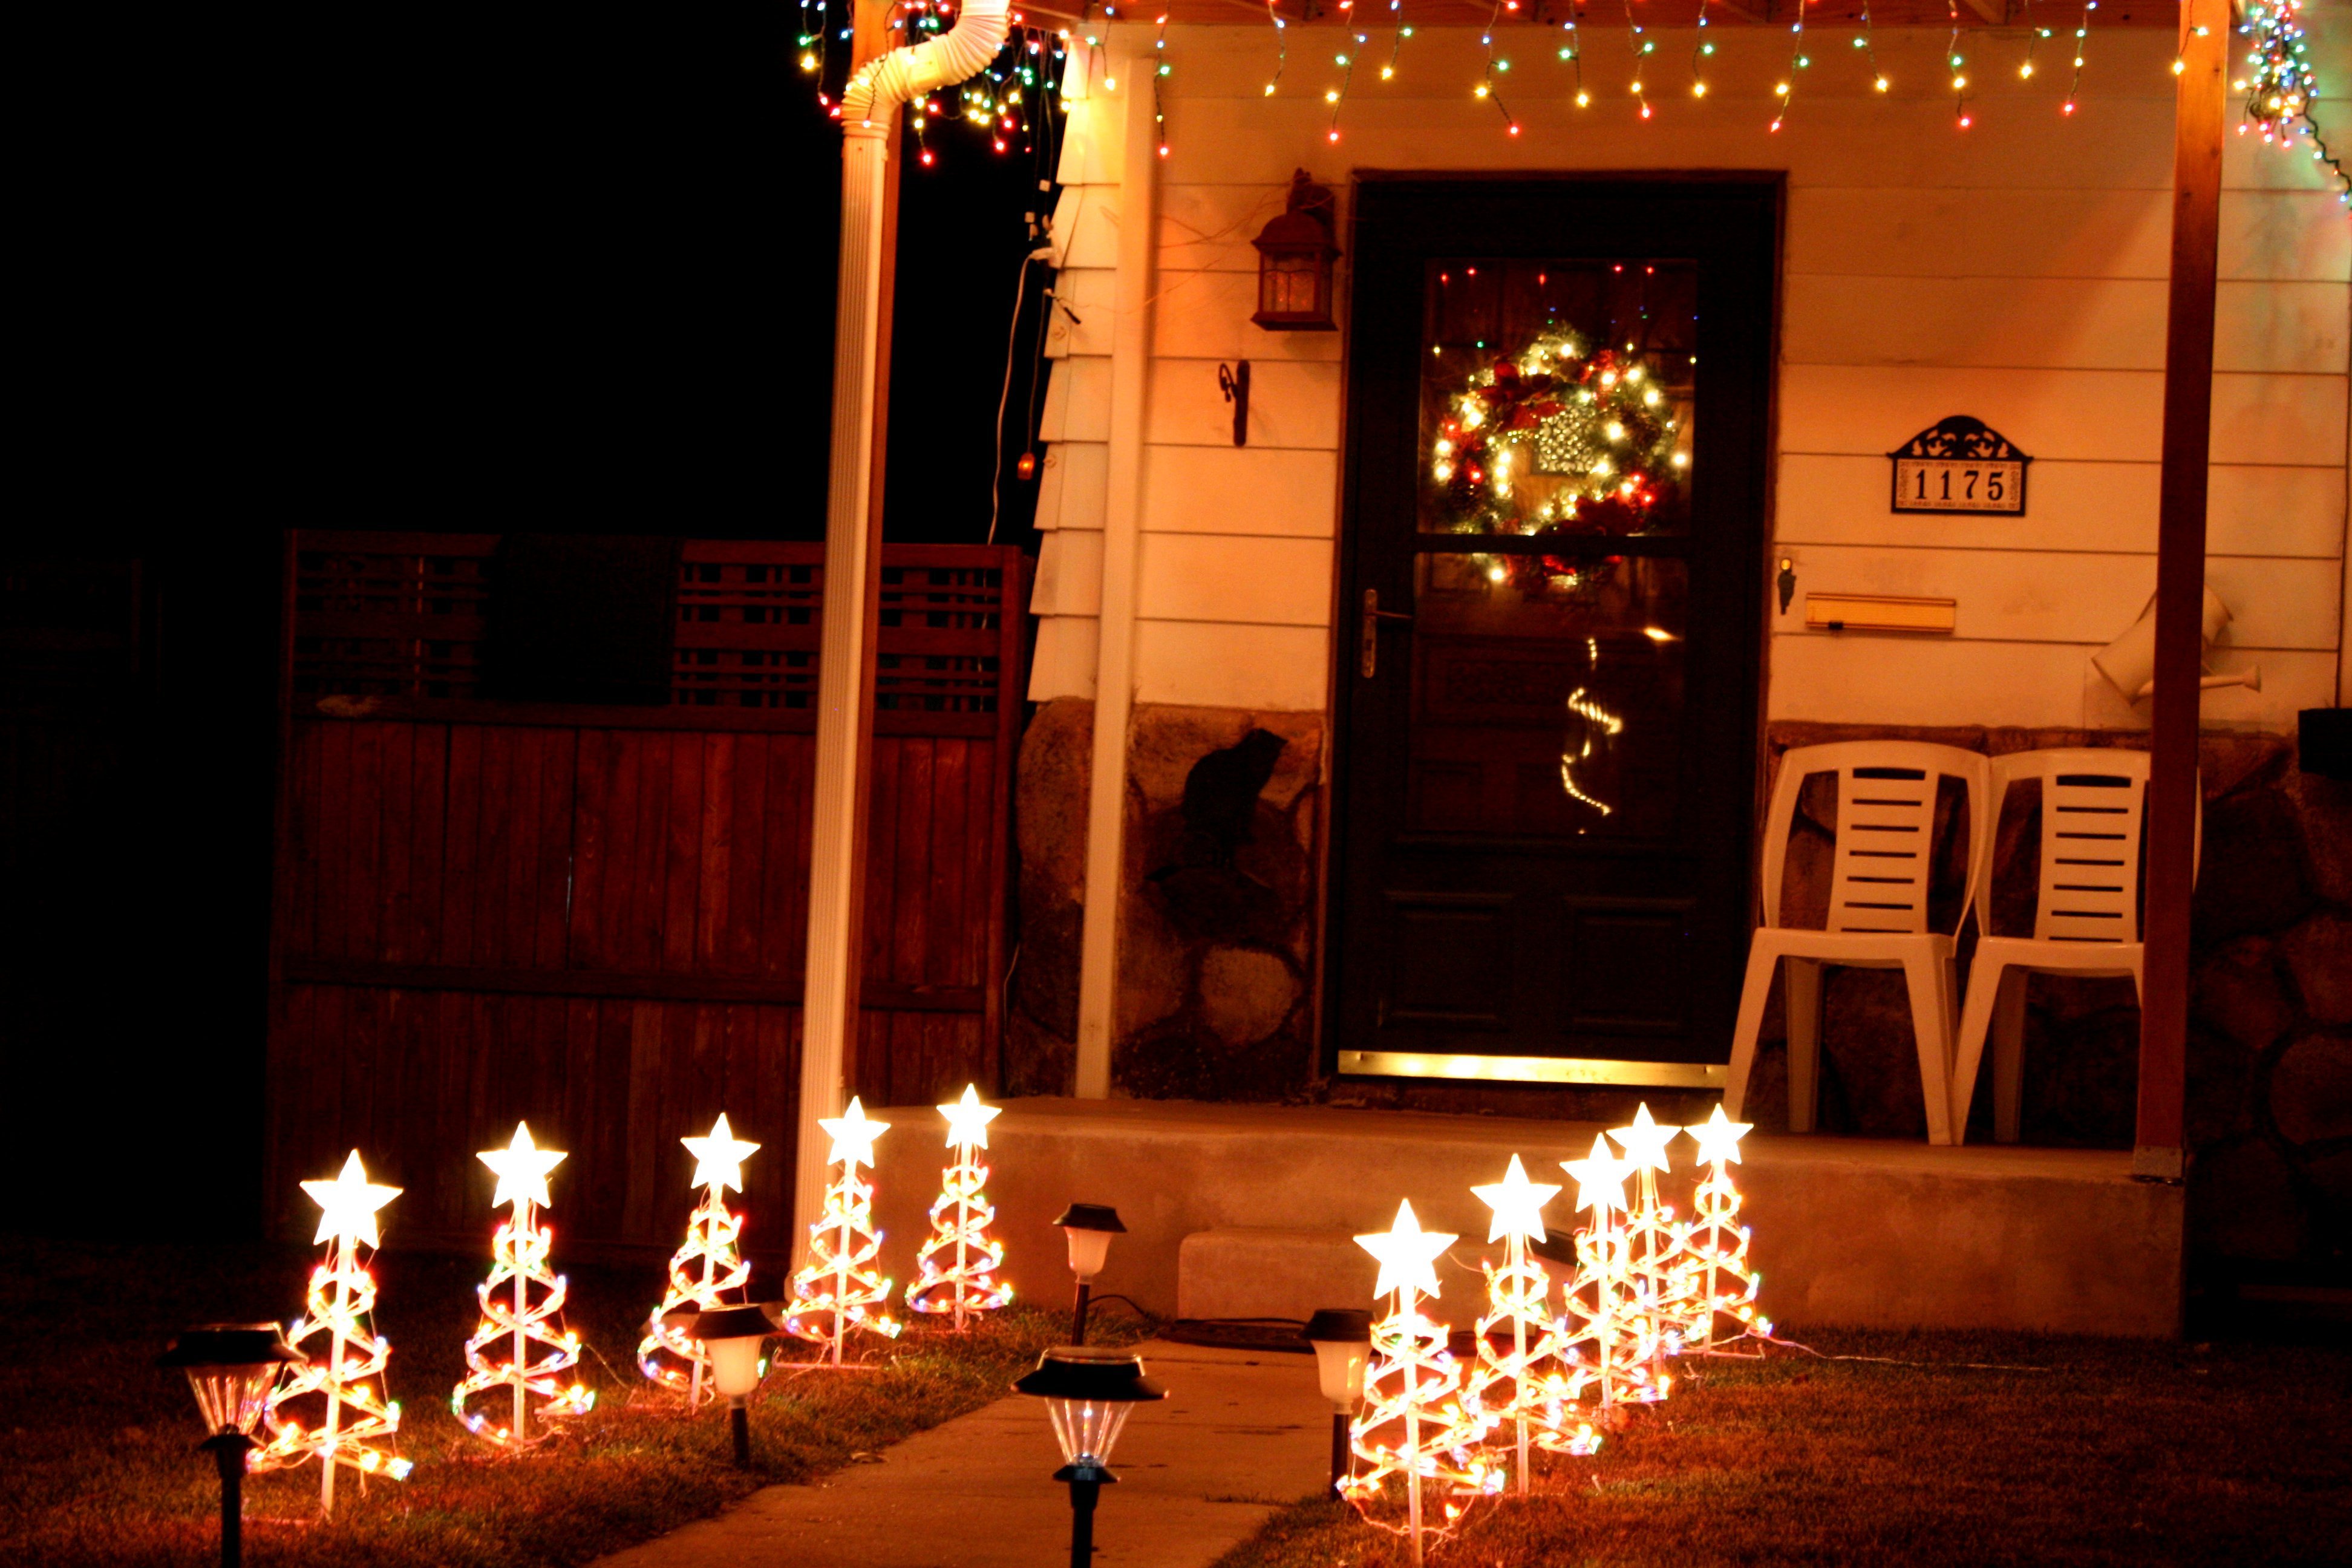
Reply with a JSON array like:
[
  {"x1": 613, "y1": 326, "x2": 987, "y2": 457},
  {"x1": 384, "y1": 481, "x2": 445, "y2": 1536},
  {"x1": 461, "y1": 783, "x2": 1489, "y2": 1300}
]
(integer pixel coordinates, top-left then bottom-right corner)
[{"x1": 795, "y1": 0, "x2": 1013, "y2": 1268}]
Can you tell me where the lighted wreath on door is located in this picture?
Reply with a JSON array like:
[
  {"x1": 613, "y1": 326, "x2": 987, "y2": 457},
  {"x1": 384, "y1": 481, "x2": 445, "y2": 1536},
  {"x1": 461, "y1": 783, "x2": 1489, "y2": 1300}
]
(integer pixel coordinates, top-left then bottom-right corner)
[{"x1": 1424, "y1": 332, "x2": 1690, "y2": 595}]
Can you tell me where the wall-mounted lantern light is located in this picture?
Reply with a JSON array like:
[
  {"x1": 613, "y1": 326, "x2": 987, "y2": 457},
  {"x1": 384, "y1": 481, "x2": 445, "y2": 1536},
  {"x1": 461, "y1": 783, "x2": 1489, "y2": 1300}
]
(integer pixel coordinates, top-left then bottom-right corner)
[{"x1": 1252, "y1": 170, "x2": 1339, "y2": 332}]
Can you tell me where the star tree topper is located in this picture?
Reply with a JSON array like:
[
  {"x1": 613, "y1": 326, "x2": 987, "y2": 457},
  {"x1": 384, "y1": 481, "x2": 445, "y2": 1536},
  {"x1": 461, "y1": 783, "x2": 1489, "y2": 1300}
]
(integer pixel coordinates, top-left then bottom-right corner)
[
  {"x1": 1608, "y1": 1103, "x2": 1680, "y2": 1175},
  {"x1": 1356, "y1": 1199, "x2": 1455, "y2": 1299},
  {"x1": 303, "y1": 1151, "x2": 403, "y2": 1247},
  {"x1": 821, "y1": 1098, "x2": 890, "y2": 1171},
  {"x1": 1561, "y1": 1135, "x2": 1629, "y2": 1217},
  {"x1": 480, "y1": 1122, "x2": 566, "y2": 1207},
  {"x1": 938, "y1": 1083, "x2": 1001, "y2": 1151},
  {"x1": 1471, "y1": 1154, "x2": 1560, "y2": 1246},
  {"x1": 683, "y1": 1113, "x2": 760, "y2": 1192},
  {"x1": 1685, "y1": 1104, "x2": 1753, "y2": 1167}
]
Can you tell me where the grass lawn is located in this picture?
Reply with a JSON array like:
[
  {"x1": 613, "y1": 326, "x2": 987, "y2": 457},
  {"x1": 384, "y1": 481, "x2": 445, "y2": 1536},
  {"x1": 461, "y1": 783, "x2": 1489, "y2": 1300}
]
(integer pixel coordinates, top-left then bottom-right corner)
[
  {"x1": 0, "y1": 1236, "x2": 1143, "y2": 1568},
  {"x1": 1212, "y1": 1328, "x2": 2352, "y2": 1567}
]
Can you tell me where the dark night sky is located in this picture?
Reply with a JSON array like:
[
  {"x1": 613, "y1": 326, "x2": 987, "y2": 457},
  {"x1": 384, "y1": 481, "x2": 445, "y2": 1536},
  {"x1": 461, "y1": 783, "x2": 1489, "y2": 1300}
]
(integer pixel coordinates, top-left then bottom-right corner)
[{"x1": 7, "y1": 9, "x2": 1055, "y2": 1232}]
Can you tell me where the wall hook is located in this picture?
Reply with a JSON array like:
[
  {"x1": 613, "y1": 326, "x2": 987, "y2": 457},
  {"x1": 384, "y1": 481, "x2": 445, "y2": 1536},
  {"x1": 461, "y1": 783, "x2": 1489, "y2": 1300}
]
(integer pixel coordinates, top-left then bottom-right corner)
[{"x1": 1218, "y1": 360, "x2": 1251, "y2": 446}]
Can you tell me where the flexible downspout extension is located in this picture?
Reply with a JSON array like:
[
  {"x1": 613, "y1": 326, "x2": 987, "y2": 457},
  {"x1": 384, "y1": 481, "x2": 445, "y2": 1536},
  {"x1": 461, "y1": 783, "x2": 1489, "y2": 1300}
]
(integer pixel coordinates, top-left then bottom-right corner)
[{"x1": 795, "y1": 0, "x2": 1014, "y2": 1270}]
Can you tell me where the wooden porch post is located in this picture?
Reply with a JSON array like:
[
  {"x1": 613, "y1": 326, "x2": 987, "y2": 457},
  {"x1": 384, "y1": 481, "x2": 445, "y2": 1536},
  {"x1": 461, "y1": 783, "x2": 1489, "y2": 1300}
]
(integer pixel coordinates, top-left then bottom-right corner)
[
  {"x1": 2136, "y1": 0, "x2": 2227, "y2": 1185},
  {"x1": 795, "y1": 0, "x2": 902, "y2": 1267}
]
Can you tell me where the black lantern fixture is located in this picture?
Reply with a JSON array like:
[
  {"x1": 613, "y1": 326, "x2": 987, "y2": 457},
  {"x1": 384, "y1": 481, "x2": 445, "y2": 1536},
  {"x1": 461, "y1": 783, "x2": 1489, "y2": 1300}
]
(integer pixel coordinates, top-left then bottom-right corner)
[
  {"x1": 688, "y1": 1304, "x2": 779, "y2": 1468},
  {"x1": 160, "y1": 1324, "x2": 304, "y2": 1568},
  {"x1": 1251, "y1": 169, "x2": 1339, "y2": 331},
  {"x1": 1014, "y1": 1346, "x2": 1168, "y2": 1568},
  {"x1": 1301, "y1": 1308, "x2": 1373, "y2": 1497},
  {"x1": 1052, "y1": 1202, "x2": 1126, "y2": 1345}
]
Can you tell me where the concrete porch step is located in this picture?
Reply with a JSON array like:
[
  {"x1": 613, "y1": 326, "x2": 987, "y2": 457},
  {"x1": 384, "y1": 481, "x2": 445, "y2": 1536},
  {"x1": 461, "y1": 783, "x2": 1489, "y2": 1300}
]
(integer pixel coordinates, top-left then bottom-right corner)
[{"x1": 1175, "y1": 1227, "x2": 1379, "y2": 1323}]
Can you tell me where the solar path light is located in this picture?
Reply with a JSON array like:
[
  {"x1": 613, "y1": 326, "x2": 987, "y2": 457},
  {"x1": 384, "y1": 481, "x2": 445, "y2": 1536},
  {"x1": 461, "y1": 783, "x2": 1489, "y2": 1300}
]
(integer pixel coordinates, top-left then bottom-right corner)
[
  {"x1": 690, "y1": 1304, "x2": 780, "y2": 1467},
  {"x1": 1050, "y1": 1203, "x2": 1125, "y2": 1345},
  {"x1": 1302, "y1": 1308, "x2": 1373, "y2": 1497},
  {"x1": 1014, "y1": 1345, "x2": 1166, "y2": 1568},
  {"x1": 160, "y1": 1324, "x2": 303, "y2": 1568}
]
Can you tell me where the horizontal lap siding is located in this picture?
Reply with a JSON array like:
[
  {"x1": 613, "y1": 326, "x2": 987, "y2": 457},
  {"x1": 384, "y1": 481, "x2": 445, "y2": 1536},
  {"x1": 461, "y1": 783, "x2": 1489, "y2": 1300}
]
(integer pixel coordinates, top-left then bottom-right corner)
[{"x1": 1060, "y1": 22, "x2": 2350, "y2": 727}]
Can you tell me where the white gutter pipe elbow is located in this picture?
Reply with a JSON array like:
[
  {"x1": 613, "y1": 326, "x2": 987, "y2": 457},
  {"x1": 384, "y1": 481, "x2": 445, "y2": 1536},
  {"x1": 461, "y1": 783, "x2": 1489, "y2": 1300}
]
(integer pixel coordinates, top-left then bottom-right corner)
[{"x1": 841, "y1": 0, "x2": 1013, "y2": 129}]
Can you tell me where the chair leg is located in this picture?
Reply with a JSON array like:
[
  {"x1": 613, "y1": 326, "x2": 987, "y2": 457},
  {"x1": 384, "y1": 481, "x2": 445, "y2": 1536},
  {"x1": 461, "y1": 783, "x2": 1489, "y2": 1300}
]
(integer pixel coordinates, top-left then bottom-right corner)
[
  {"x1": 1991, "y1": 969, "x2": 2030, "y2": 1145},
  {"x1": 1950, "y1": 958, "x2": 2008, "y2": 1143},
  {"x1": 1725, "y1": 946, "x2": 1782, "y2": 1121},
  {"x1": 1785, "y1": 959, "x2": 1824, "y2": 1134},
  {"x1": 1900, "y1": 954, "x2": 1955, "y2": 1145}
]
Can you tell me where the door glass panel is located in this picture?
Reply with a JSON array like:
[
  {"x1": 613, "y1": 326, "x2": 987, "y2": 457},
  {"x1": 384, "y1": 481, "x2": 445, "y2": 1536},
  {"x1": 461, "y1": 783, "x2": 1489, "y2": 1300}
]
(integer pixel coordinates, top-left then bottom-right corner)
[
  {"x1": 1419, "y1": 259, "x2": 1697, "y2": 539},
  {"x1": 1406, "y1": 552, "x2": 1687, "y2": 840}
]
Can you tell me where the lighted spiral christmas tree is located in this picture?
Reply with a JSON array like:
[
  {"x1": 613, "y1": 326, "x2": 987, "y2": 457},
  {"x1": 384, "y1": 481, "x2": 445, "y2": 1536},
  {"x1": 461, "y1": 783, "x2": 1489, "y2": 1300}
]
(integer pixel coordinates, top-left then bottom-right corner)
[
  {"x1": 1342, "y1": 1200, "x2": 1500, "y2": 1566},
  {"x1": 1460, "y1": 1155, "x2": 1596, "y2": 1493},
  {"x1": 785, "y1": 1097, "x2": 903, "y2": 1365},
  {"x1": 252, "y1": 1150, "x2": 413, "y2": 1515},
  {"x1": 1676, "y1": 1105, "x2": 1772, "y2": 1348},
  {"x1": 905, "y1": 1085, "x2": 1014, "y2": 1329},
  {"x1": 449, "y1": 1122, "x2": 595, "y2": 1449},
  {"x1": 1558, "y1": 1134, "x2": 1668, "y2": 1416},
  {"x1": 638, "y1": 1113, "x2": 758, "y2": 1408},
  {"x1": 1609, "y1": 1103, "x2": 1687, "y2": 1383}
]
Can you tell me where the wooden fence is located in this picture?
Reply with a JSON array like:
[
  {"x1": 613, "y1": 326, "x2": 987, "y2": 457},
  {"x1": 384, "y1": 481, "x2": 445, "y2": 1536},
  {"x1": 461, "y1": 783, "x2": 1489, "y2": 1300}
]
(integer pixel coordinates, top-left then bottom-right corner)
[{"x1": 267, "y1": 532, "x2": 1026, "y2": 1256}]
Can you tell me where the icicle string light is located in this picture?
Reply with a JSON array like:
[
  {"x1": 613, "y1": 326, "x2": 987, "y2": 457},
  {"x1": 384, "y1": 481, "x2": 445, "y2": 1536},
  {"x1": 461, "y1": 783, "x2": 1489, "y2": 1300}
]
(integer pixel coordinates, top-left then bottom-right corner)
[
  {"x1": 1475, "y1": 1, "x2": 1520, "y2": 135},
  {"x1": 1947, "y1": 0, "x2": 1972, "y2": 129},
  {"x1": 1153, "y1": 14, "x2": 1171, "y2": 158},
  {"x1": 1691, "y1": 0, "x2": 1714, "y2": 99},
  {"x1": 1560, "y1": 11, "x2": 1590, "y2": 109},
  {"x1": 1855, "y1": 1, "x2": 1887, "y2": 94},
  {"x1": 1328, "y1": 30, "x2": 1368, "y2": 142},
  {"x1": 2062, "y1": 0, "x2": 2098, "y2": 116},
  {"x1": 1263, "y1": 0, "x2": 1290, "y2": 96},
  {"x1": 1771, "y1": 2, "x2": 1812, "y2": 133},
  {"x1": 1382, "y1": 1, "x2": 1412, "y2": 83},
  {"x1": 1623, "y1": 0, "x2": 1655, "y2": 121}
]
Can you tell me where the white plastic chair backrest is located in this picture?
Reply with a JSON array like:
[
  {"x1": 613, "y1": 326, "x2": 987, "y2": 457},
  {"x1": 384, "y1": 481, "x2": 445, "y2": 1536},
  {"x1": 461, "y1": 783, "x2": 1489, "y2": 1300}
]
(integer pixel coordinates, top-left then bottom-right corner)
[
  {"x1": 1980, "y1": 749, "x2": 2152, "y2": 944},
  {"x1": 1760, "y1": 741, "x2": 1990, "y2": 935}
]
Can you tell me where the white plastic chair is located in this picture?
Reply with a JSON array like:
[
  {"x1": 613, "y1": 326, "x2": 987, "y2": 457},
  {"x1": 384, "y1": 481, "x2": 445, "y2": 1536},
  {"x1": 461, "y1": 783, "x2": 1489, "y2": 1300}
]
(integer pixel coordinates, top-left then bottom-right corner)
[
  {"x1": 1725, "y1": 742, "x2": 1992, "y2": 1146},
  {"x1": 1949, "y1": 750, "x2": 2197, "y2": 1144}
]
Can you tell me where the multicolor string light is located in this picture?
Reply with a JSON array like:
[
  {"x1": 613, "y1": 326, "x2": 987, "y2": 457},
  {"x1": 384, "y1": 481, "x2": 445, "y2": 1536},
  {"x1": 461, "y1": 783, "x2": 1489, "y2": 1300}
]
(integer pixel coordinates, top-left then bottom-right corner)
[
  {"x1": 639, "y1": 1114, "x2": 757, "y2": 1408},
  {"x1": 1474, "y1": 1, "x2": 1520, "y2": 136},
  {"x1": 2062, "y1": 0, "x2": 2099, "y2": 117},
  {"x1": 1771, "y1": 2, "x2": 1813, "y2": 134},
  {"x1": 905, "y1": 1086, "x2": 1016, "y2": 1328},
  {"x1": 1622, "y1": 0, "x2": 1655, "y2": 122},
  {"x1": 1691, "y1": 0, "x2": 1715, "y2": 100},
  {"x1": 252, "y1": 1152, "x2": 413, "y2": 1514},
  {"x1": 2238, "y1": 1, "x2": 2351, "y2": 205},
  {"x1": 449, "y1": 1123, "x2": 595, "y2": 1450},
  {"x1": 1855, "y1": 2, "x2": 1888, "y2": 95},
  {"x1": 784, "y1": 1097, "x2": 906, "y2": 1365},
  {"x1": 1559, "y1": 10, "x2": 1590, "y2": 109}
]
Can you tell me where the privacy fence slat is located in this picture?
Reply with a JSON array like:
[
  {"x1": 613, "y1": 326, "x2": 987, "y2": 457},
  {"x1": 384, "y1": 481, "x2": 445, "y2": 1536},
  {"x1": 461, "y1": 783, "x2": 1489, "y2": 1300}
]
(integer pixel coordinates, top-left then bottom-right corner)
[{"x1": 266, "y1": 533, "x2": 1027, "y2": 1256}]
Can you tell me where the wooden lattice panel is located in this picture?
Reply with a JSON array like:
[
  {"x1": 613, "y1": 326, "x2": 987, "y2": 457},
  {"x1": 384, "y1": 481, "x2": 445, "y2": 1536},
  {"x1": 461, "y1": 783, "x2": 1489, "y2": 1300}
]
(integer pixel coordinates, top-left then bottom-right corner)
[
  {"x1": 291, "y1": 532, "x2": 495, "y2": 699},
  {"x1": 673, "y1": 541, "x2": 825, "y2": 709}
]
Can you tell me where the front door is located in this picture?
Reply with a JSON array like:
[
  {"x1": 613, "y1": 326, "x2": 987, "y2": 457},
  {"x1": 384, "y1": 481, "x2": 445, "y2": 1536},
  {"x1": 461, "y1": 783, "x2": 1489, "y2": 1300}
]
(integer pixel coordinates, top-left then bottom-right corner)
[{"x1": 1330, "y1": 177, "x2": 1779, "y2": 1088}]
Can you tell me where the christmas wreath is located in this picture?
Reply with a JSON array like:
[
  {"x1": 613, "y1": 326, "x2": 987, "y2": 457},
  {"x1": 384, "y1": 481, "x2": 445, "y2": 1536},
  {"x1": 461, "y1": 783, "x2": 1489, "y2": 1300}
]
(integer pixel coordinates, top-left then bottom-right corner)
[{"x1": 1427, "y1": 332, "x2": 1688, "y2": 593}]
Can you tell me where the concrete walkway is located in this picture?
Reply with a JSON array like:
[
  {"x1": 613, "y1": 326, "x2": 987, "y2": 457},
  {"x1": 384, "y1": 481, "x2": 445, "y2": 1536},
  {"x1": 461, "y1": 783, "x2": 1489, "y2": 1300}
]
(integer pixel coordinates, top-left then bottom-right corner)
[{"x1": 594, "y1": 1341, "x2": 1330, "y2": 1568}]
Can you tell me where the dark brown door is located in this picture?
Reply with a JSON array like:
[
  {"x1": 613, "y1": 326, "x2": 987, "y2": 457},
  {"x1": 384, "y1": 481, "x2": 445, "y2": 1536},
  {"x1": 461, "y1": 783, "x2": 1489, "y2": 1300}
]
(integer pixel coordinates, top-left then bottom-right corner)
[{"x1": 1329, "y1": 177, "x2": 1779, "y2": 1088}]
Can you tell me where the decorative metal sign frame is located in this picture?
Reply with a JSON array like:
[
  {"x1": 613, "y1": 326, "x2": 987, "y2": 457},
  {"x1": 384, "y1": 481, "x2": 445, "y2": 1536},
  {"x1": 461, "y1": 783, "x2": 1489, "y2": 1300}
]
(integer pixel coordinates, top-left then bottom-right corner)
[{"x1": 1889, "y1": 416, "x2": 2031, "y2": 515}]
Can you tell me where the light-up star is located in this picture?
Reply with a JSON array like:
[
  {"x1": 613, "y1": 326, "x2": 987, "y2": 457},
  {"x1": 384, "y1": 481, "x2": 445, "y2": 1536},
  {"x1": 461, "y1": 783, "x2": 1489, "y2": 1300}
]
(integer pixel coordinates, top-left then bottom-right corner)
[
  {"x1": 937, "y1": 1084, "x2": 1001, "y2": 1151},
  {"x1": 1355, "y1": 1199, "x2": 1457, "y2": 1301},
  {"x1": 1561, "y1": 1135, "x2": 1630, "y2": 1217},
  {"x1": 820, "y1": 1097, "x2": 890, "y2": 1171},
  {"x1": 301, "y1": 1150, "x2": 402, "y2": 1247},
  {"x1": 682, "y1": 1113, "x2": 760, "y2": 1194},
  {"x1": 1471, "y1": 1154, "x2": 1561, "y2": 1246},
  {"x1": 1607, "y1": 1103, "x2": 1681, "y2": 1176},
  {"x1": 1685, "y1": 1104, "x2": 1754, "y2": 1168},
  {"x1": 478, "y1": 1120, "x2": 566, "y2": 1210}
]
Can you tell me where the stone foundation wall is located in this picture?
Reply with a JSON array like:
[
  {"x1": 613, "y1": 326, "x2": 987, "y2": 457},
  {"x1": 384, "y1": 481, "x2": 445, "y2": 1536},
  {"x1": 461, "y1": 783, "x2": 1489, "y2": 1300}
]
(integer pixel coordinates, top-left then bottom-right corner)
[
  {"x1": 1005, "y1": 704, "x2": 2351, "y2": 1284},
  {"x1": 1005, "y1": 699, "x2": 1325, "y2": 1103}
]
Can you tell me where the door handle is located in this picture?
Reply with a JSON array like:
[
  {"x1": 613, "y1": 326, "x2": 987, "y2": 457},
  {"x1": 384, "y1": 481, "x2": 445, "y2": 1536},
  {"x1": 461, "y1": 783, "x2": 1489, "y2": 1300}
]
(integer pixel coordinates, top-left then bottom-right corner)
[{"x1": 1359, "y1": 587, "x2": 1413, "y2": 678}]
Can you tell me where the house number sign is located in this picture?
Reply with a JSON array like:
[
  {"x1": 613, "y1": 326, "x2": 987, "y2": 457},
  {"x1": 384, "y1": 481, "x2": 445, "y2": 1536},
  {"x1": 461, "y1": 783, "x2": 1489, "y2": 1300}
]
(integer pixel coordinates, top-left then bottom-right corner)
[{"x1": 1889, "y1": 415, "x2": 2031, "y2": 515}]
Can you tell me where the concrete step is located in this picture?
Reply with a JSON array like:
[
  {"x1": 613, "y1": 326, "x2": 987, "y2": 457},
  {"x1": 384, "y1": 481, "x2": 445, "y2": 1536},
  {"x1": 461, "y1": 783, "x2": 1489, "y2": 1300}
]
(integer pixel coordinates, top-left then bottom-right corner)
[{"x1": 1176, "y1": 1227, "x2": 1376, "y2": 1322}]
